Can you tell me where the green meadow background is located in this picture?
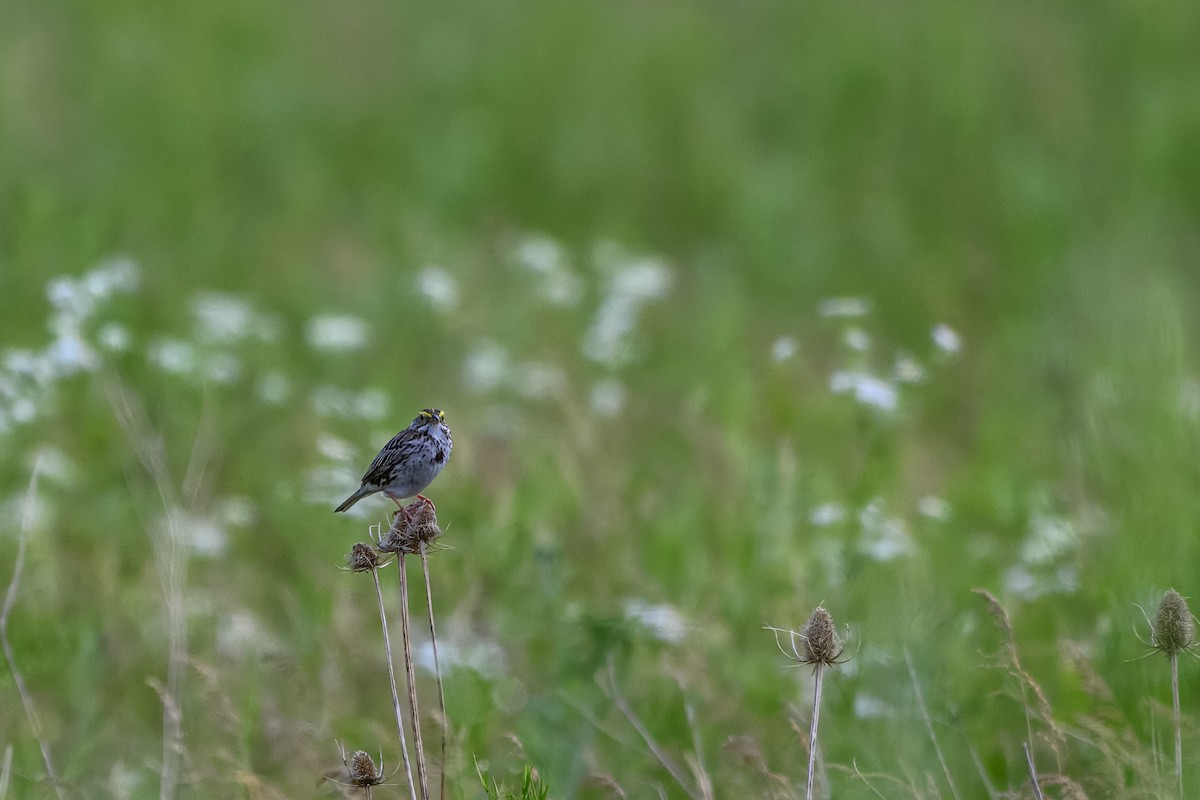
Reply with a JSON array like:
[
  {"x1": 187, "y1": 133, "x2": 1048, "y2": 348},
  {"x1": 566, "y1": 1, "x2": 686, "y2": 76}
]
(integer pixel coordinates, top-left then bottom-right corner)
[{"x1": 3, "y1": 0, "x2": 1200, "y2": 797}]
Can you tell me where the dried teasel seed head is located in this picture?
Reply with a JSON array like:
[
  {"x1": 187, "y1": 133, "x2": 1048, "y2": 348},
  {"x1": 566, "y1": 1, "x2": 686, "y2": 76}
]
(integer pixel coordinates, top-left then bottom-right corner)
[
  {"x1": 408, "y1": 500, "x2": 443, "y2": 544},
  {"x1": 1152, "y1": 588, "x2": 1194, "y2": 655},
  {"x1": 800, "y1": 606, "x2": 842, "y2": 666},
  {"x1": 378, "y1": 513, "x2": 417, "y2": 554},
  {"x1": 346, "y1": 542, "x2": 381, "y2": 572},
  {"x1": 378, "y1": 499, "x2": 442, "y2": 553},
  {"x1": 348, "y1": 749, "x2": 381, "y2": 787}
]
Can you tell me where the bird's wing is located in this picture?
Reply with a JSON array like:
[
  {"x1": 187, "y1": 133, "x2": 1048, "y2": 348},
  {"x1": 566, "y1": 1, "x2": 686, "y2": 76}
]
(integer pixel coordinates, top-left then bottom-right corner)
[{"x1": 360, "y1": 428, "x2": 415, "y2": 485}]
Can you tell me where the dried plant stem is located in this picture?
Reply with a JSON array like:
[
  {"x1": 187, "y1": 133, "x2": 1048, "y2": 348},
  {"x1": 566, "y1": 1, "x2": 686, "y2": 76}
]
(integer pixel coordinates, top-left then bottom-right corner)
[
  {"x1": 418, "y1": 542, "x2": 448, "y2": 800},
  {"x1": 397, "y1": 554, "x2": 430, "y2": 800},
  {"x1": 1023, "y1": 742, "x2": 1044, "y2": 800},
  {"x1": 606, "y1": 656, "x2": 700, "y2": 800},
  {"x1": 806, "y1": 664, "x2": 824, "y2": 800},
  {"x1": 371, "y1": 569, "x2": 418, "y2": 800},
  {"x1": 1171, "y1": 651, "x2": 1183, "y2": 799},
  {"x1": 904, "y1": 648, "x2": 960, "y2": 800},
  {"x1": 0, "y1": 462, "x2": 65, "y2": 800},
  {"x1": 106, "y1": 375, "x2": 205, "y2": 800}
]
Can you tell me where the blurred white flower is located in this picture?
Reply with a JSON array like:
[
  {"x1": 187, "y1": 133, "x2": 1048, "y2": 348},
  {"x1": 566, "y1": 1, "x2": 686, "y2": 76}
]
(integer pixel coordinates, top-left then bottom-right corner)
[
  {"x1": 583, "y1": 297, "x2": 637, "y2": 366},
  {"x1": 809, "y1": 503, "x2": 846, "y2": 526},
  {"x1": 893, "y1": 354, "x2": 926, "y2": 384},
  {"x1": 830, "y1": 371, "x2": 898, "y2": 412},
  {"x1": 316, "y1": 432, "x2": 356, "y2": 461},
  {"x1": 932, "y1": 323, "x2": 961, "y2": 355},
  {"x1": 844, "y1": 327, "x2": 871, "y2": 352},
  {"x1": 306, "y1": 314, "x2": 367, "y2": 352},
  {"x1": 859, "y1": 499, "x2": 912, "y2": 561},
  {"x1": 201, "y1": 353, "x2": 241, "y2": 384},
  {"x1": 256, "y1": 372, "x2": 291, "y2": 406},
  {"x1": 97, "y1": 323, "x2": 131, "y2": 351},
  {"x1": 415, "y1": 626, "x2": 506, "y2": 678},
  {"x1": 87, "y1": 257, "x2": 140, "y2": 297},
  {"x1": 819, "y1": 297, "x2": 871, "y2": 318},
  {"x1": 514, "y1": 235, "x2": 583, "y2": 306},
  {"x1": 45, "y1": 321, "x2": 97, "y2": 375},
  {"x1": 583, "y1": 254, "x2": 673, "y2": 367},
  {"x1": 771, "y1": 336, "x2": 798, "y2": 363},
  {"x1": 514, "y1": 235, "x2": 567, "y2": 275},
  {"x1": 612, "y1": 259, "x2": 673, "y2": 301},
  {"x1": 30, "y1": 447, "x2": 76, "y2": 484},
  {"x1": 148, "y1": 339, "x2": 197, "y2": 374},
  {"x1": 513, "y1": 361, "x2": 566, "y2": 400},
  {"x1": 917, "y1": 496, "x2": 949, "y2": 520},
  {"x1": 312, "y1": 385, "x2": 387, "y2": 420},
  {"x1": 217, "y1": 496, "x2": 257, "y2": 527},
  {"x1": 353, "y1": 388, "x2": 389, "y2": 420},
  {"x1": 192, "y1": 292, "x2": 256, "y2": 344},
  {"x1": 463, "y1": 341, "x2": 509, "y2": 394},
  {"x1": 590, "y1": 379, "x2": 625, "y2": 417},
  {"x1": 854, "y1": 693, "x2": 893, "y2": 719},
  {"x1": 624, "y1": 600, "x2": 687, "y2": 643},
  {"x1": 1021, "y1": 512, "x2": 1076, "y2": 564},
  {"x1": 217, "y1": 611, "x2": 279, "y2": 656},
  {"x1": 415, "y1": 265, "x2": 460, "y2": 311},
  {"x1": 166, "y1": 512, "x2": 227, "y2": 557}
]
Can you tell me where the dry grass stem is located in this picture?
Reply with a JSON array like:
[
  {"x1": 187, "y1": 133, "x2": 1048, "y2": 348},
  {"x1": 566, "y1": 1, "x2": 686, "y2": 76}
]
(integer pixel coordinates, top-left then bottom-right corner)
[
  {"x1": 972, "y1": 588, "x2": 1065, "y2": 770},
  {"x1": 397, "y1": 553, "x2": 431, "y2": 800},
  {"x1": 1151, "y1": 588, "x2": 1193, "y2": 798},
  {"x1": 418, "y1": 541, "x2": 448, "y2": 800},
  {"x1": 0, "y1": 460, "x2": 65, "y2": 800},
  {"x1": 105, "y1": 375, "x2": 213, "y2": 800},
  {"x1": 347, "y1": 542, "x2": 417, "y2": 800},
  {"x1": 1023, "y1": 742, "x2": 1045, "y2": 800},
  {"x1": 904, "y1": 647, "x2": 960, "y2": 800},
  {"x1": 604, "y1": 655, "x2": 701, "y2": 800},
  {"x1": 679, "y1": 686, "x2": 713, "y2": 800},
  {"x1": 768, "y1": 607, "x2": 845, "y2": 800}
]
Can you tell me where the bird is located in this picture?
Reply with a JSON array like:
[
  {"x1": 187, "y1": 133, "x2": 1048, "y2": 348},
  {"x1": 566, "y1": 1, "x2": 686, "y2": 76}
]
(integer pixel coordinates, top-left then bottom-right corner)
[{"x1": 334, "y1": 408, "x2": 453, "y2": 513}]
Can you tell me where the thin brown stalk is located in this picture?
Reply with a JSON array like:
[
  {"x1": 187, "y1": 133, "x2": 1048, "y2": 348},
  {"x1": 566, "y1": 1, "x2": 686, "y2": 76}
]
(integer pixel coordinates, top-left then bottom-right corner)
[
  {"x1": 397, "y1": 554, "x2": 430, "y2": 800},
  {"x1": 418, "y1": 542, "x2": 448, "y2": 800},
  {"x1": 904, "y1": 648, "x2": 960, "y2": 800},
  {"x1": 1023, "y1": 742, "x2": 1044, "y2": 800},
  {"x1": 806, "y1": 664, "x2": 824, "y2": 800},
  {"x1": 370, "y1": 569, "x2": 418, "y2": 800},
  {"x1": 1171, "y1": 651, "x2": 1183, "y2": 799},
  {"x1": 0, "y1": 461, "x2": 65, "y2": 800}
]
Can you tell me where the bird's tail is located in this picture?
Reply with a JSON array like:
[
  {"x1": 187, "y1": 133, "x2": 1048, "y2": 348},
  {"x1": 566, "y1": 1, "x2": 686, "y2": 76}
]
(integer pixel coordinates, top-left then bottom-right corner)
[{"x1": 334, "y1": 487, "x2": 370, "y2": 513}]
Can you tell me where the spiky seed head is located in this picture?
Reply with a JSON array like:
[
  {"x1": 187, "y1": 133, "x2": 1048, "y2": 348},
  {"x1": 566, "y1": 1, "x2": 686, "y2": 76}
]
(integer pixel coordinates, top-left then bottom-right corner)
[
  {"x1": 348, "y1": 749, "x2": 382, "y2": 787},
  {"x1": 801, "y1": 606, "x2": 842, "y2": 666},
  {"x1": 378, "y1": 499, "x2": 442, "y2": 553},
  {"x1": 409, "y1": 500, "x2": 443, "y2": 544},
  {"x1": 346, "y1": 542, "x2": 381, "y2": 572},
  {"x1": 1152, "y1": 588, "x2": 1194, "y2": 655}
]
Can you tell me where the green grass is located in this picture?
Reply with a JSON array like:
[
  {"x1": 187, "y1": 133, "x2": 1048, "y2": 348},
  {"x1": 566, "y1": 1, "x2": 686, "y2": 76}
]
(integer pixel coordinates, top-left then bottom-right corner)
[{"x1": 3, "y1": 0, "x2": 1200, "y2": 797}]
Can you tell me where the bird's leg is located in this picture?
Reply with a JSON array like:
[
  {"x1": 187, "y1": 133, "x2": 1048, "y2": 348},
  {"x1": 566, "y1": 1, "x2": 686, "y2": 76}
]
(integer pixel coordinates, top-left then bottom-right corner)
[
  {"x1": 416, "y1": 494, "x2": 436, "y2": 510},
  {"x1": 390, "y1": 496, "x2": 413, "y2": 523}
]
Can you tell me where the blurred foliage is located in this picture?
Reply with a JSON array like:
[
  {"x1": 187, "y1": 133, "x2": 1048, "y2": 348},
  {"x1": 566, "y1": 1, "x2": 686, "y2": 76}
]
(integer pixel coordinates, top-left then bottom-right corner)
[{"x1": 2, "y1": 0, "x2": 1200, "y2": 797}]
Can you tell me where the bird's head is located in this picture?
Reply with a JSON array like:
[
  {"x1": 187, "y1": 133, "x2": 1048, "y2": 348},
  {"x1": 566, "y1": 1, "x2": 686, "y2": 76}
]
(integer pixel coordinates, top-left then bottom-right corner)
[{"x1": 414, "y1": 408, "x2": 446, "y2": 428}]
